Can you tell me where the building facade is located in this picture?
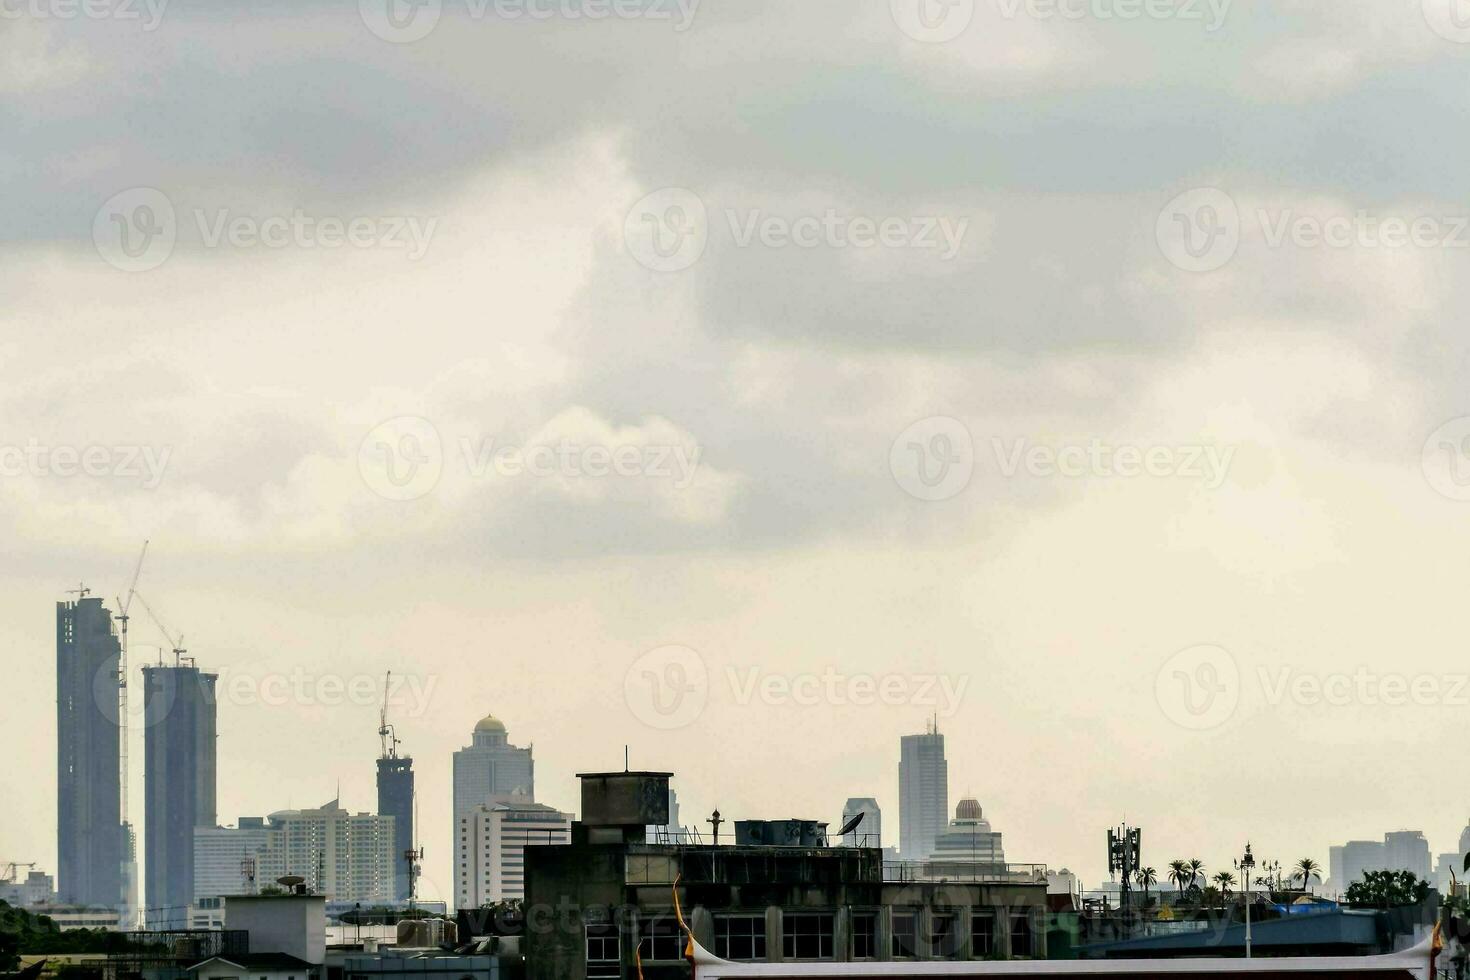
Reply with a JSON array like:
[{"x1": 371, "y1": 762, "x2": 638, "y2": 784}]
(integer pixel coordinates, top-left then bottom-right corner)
[
  {"x1": 1383, "y1": 831, "x2": 1431, "y2": 883},
  {"x1": 456, "y1": 799, "x2": 572, "y2": 909},
  {"x1": 194, "y1": 820, "x2": 274, "y2": 901},
  {"x1": 840, "y1": 799, "x2": 881, "y2": 849},
  {"x1": 523, "y1": 772, "x2": 1048, "y2": 980},
  {"x1": 144, "y1": 662, "x2": 219, "y2": 928},
  {"x1": 452, "y1": 715, "x2": 535, "y2": 823},
  {"x1": 267, "y1": 803, "x2": 397, "y2": 905},
  {"x1": 56, "y1": 596, "x2": 125, "y2": 909},
  {"x1": 923, "y1": 799, "x2": 1006, "y2": 877},
  {"x1": 376, "y1": 756, "x2": 415, "y2": 902},
  {"x1": 898, "y1": 727, "x2": 947, "y2": 862}
]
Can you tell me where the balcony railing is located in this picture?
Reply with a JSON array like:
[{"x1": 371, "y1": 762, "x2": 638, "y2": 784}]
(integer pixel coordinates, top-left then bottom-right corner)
[{"x1": 882, "y1": 861, "x2": 1050, "y2": 884}]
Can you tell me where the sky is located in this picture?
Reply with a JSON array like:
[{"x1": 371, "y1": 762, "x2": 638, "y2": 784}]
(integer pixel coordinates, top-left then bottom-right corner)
[{"x1": 5, "y1": 0, "x2": 1470, "y2": 908}]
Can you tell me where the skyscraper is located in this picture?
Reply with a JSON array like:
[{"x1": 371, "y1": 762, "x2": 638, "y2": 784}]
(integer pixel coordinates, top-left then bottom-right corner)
[
  {"x1": 452, "y1": 714, "x2": 534, "y2": 821},
  {"x1": 56, "y1": 595, "x2": 124, "y2": 908},
  {"x1": 899, "y1": 723, "x2": 948, "y2": 862},
  {"x1": 841, "y1": 797, "x2": 882, "y2": 848},
  {"x1": 377, "y1": 755, "x2": 415, "y2": 902},
  {"x1": 143, "y1": 662, "x2": 218, "y2": 928}
]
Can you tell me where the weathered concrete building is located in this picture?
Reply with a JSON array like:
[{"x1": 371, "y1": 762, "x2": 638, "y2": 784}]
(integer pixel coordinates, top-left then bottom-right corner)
[{"x1": 522, "y1": 772, "x2": 1048, "y2": 980}]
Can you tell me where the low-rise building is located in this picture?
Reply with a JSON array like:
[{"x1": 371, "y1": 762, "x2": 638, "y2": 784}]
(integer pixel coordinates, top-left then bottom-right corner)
[
  {"x1": 524, "y1": 771, "x2": 1049, "y2": 980},
  {"x1": 456, "y1": 799, "x2": 572, "y2": 909}
]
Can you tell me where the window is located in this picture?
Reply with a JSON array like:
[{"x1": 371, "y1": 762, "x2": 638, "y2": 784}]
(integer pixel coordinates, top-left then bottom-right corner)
[
  {"x1": 586, "y1": 928, "x2": 620, "y2": 980},
  {"x1": 639, "y1": 914, "x2": 684, "y2": 961},
  {"x1": 891, "y1": 911, "x2": 919, "y2": 958},
  {"x1": 971, "y1": 911, "x2": 996, "y2": 958},
  {"x1": 1009, "y1": 911, "x2": 1033, "y2": 958},
  {"x1": 930, "y1": 911, "x2": 961, "y2": 959},
  {"x1": 714, "y1": 915, "x2": 766, "y2": 961},
  {"x1": 851, "y1": 911, "x2": 878, "y2": 960},
  {"x1": 782, "y1": 913, "x2": 834, "y2": 960}
]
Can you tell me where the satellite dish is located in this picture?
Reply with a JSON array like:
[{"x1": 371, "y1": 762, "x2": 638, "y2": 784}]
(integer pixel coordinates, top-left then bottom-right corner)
[
  {"x1": 277, "y1": 875, "x2": 305, "y2": 887},
  {"x1": 835, "y1": 812, "x2": 864, "y2": 838}
]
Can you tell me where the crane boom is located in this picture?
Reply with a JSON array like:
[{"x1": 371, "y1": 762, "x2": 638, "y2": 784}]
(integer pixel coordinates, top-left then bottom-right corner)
[
  {"x1": 132, "y1": 589, "x2": 185, "y2": 662},
  {"x1": 378, "y1": 670, "x2": 399, "y2": 759},
  {"x1": 116, "y1": 539, "x2": 148, "y2": 926}
]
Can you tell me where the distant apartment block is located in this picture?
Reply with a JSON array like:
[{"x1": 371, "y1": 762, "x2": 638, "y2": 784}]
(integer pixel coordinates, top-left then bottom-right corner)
[
  {"x1": 0, "y1": 870, "x2": 57, "y2": 908},
  {"x1": 1328, "y1": 831, "x2": 1433, "y2": 896},
  {"x1": 194, "y1": 819, "x2": 273, "y2": 901},
  {"x1": 193, "y1": 804, "x2": 395, "y2": 905},
  {"x1": 456, "y1": 798, "x2": 572, "y2": 909},
  {"x1": 56, "y1": 595, "x2": 124, "y2": 909},
  {"x1": 143, "y1": 661, "x2": 219, "y2": 928}
]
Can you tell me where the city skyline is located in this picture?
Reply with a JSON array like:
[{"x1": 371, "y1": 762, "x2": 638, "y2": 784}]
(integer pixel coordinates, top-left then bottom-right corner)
[{"x1": 21, "y1": 588, "x2": 1470, "y2": 912}]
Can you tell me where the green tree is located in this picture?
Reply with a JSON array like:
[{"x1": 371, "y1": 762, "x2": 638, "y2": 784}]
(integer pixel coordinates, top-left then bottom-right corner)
[
  {"x1": 1294, "y1": 858, "x2": 1322, "y2": 893},
  {"x1": 1344, "y1": 870, "x2": 1430, "y2": 909},
  {"x1": 1168, "y1": 859, "x2": 1190, "y2": 895},
  {"x1": 1187, "y1": 859, "x2": 1206, "y2": 890},
  {"x1": 1213, "y1": 871, "x2": 1236, "y2": 901},
  {"x1": 1135, "y1": 867, "x2": 1158, "y2": 906}
]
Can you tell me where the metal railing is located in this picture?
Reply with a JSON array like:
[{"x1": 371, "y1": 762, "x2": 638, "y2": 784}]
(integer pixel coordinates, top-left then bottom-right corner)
[{"x1": 883, "y1": 862, "x2": 1049, "y2": 884}]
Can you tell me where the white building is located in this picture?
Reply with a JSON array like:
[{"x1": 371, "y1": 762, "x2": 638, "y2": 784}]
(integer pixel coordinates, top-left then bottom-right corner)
[
  {"x1": 194, "y1": 819, "x2": 273, "y2": 901},
  {"x1": 455, "y1": 798, "x2": 571, "y2": 909},
  {"x1": 1384, "y1": 830, "x2": 1431, "y2": 882},
  {"x1": 840, "y1": 798, "x2": 882, "y2": 849},
  {"x1": 924, "y1": 798, "x2": 1007, "y2": 877},
  {"x1": 0, "y1": 870, "x2": 56, "y2": 908},
  {"x1": 898, "y1": 725, "x2": 947, "y2": 861},
  {"x1": 452, "y1": 716, "x2": 534, "y2": 826},
  {"x1": 266, "y1": 802, "x2": 396, "y2": 905}
]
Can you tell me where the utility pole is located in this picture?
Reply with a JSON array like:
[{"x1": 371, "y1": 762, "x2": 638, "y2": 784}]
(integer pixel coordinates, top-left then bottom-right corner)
[{"x1": 1235, "y1": 842, "x2": 1256, "y2": 959}]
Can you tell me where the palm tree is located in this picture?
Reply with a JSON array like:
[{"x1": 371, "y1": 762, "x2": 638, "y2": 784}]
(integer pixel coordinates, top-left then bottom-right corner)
[
  {"x1": 1136, "y1": 867, "x2": 1158, "y2": 906},
  {"x1": 1187, "y1": 858, "x2": 1206, "y2": 891},
  {"x1": 1212, "y1": 871, "x2": 1236, "y2": 902},
  {"x1": 1168, "y1": 859, "x2": 1190, "y2": 895},
  {"x1": 1294, "y1": 858, "x2": 1322, "y2": 894}
]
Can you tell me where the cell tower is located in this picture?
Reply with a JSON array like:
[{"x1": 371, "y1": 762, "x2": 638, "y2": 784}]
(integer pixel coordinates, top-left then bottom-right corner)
[{"x1": 1107, "y1": 823, "x2": 1142, "y2": 910}]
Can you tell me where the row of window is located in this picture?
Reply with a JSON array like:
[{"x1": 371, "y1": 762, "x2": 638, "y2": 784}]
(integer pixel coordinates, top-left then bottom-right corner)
[{"x1": 597, "y1": 909, "x2": 1035, "y2": 964}]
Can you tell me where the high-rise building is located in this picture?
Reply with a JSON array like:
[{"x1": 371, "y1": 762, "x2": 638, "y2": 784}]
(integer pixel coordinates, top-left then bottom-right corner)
[
  {"x1": 452, "y1": 714, "x2": 534, "y2": 825},
  {"x1": 1384, "y1": 830, "x2": 1432, "y2": 882},
  {"x1": 193, "y1": 820, "x2": 273, "y2": 902},
  {"x1": 898, "y1": 724, "x2": 947, "y2": 861},
  {"x1": 840, "y1": 797, "x2": 882, "y2": 848},
  {"x1": 377, "y1": 755, "x2": 414, "y2": 901},
  {"x1": 56, "y1": 596, "x2": 124, "y2": 909},
  {"x1": 926, "y1": 798, "x2": 1007, "y2": 877},
  {"x1": 143, "y1": 662, "x2": 218, "y2": 928},
  {"x1": 456, "y1": 798, "x2": 571, "y2": 909},
  {"x1": 1339, "y1": 839, "x2": 1386, "y2": 893},
  {"x1": 246, "y1": 801, "x2": 396, "y2": 905}
]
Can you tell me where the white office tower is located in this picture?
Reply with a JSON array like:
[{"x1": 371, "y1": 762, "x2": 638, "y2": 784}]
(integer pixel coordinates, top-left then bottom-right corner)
[
  {"x1": 452, "y1": 714, "x2": 535, "y2": 825},
  {"x1": 840, "y1": 798, "x2": 882, "y2": 848},
  {"x1": 455, "y1": 798, "x2": 571, "y2": 909},
  {"x1": 898, "y1": 723, "x2": 948, "y2": 861},
  {"x1": 926, "y1": 798, "x2": 1007, "y2": 876}
]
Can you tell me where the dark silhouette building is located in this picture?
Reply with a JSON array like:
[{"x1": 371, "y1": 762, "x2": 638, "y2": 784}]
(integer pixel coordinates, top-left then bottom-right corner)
[
  {"x1": 376, "y1": 755, "x2": 415, "y2": 902},
  {"x1": 56, "y1": 596, "x2": 125, "y2": 908},
  {"x1": 143, "y1": 661, "x2": 218, "y2": 928}
]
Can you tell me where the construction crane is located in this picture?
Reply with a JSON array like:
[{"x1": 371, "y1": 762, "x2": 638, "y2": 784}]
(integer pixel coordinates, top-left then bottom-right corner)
[
  {"x1": 378, "y1": 670, "x2": 400, "y2": 760},
  {"x1": 2, "y1": 862, "x2": 36, "y2": 884},
  {"x1": 131, "y1": 589, "x2": 186, "y2": 665},
  {"x1": 65, "y1": 583, "x2": 91, "y2": 599},
  {"x1": 115, "y1": 540, "x2": 148, "y2": 886}
]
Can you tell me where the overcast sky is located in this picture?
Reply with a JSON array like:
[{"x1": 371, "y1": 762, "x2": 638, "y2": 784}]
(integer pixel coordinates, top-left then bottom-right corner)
[{"x1": 6, "y1": 0, "x2": 1470, "y2": 905}]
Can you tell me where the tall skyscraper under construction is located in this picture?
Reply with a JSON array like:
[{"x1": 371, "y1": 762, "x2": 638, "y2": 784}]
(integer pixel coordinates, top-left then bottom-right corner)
[
  {"x1": 56, "y1": 595, "x2": 125, "y2": 908},
  {"x1": 377, "y1": 755, "x2": 414, "y2": 901},
  {"x1": 143, "y1": 660, "x2": 218, "y2": 928}
]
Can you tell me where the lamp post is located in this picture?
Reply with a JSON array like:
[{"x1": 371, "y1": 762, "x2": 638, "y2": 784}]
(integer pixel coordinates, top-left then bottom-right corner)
[{"x1": 1234, "y1": 843, "x2": 1256, "y2": 959}]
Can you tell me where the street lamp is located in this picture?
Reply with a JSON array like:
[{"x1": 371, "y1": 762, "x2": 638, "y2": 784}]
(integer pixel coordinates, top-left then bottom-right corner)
[{"x1": 1234, "y1": 843, "x2": 1256, "y2": 959}]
